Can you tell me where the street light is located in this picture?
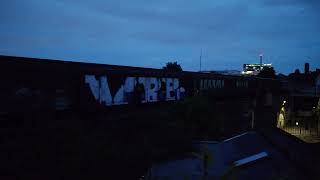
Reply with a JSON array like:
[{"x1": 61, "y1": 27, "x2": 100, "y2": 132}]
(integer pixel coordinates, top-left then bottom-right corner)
[
  {"x1": 282, "y1": 100, "x2": 286, "y2": 105},
  {"x1": 296, "y1": 121, "x2": 302, "y2": 135}
]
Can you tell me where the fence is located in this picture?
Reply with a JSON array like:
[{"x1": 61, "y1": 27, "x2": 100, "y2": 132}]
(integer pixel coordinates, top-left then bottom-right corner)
[{"x1": 279, "y1": 122, "x2": 320, "y2": 143}]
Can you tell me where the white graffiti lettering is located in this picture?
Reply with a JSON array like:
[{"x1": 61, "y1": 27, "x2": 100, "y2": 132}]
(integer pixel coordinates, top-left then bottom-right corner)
[{"x1": 85, "y1": 75, "x2": 184, "y2": 106}]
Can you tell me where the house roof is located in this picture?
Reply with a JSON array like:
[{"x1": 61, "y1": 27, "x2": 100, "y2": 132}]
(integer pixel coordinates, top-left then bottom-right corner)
[{"x1": 146, "y1": 131, "x2": 305, "y2": 180}]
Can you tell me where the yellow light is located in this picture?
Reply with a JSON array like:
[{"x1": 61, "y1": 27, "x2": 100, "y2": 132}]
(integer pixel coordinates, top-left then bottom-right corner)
[{"x1": 283, "y1": 101, "x2": 286, "y2": 104}]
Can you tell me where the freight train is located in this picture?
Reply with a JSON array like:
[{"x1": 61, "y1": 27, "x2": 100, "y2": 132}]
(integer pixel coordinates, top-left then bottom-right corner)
[{"x1": 0, "y1": 55, "x2": 280, "y2": 118}]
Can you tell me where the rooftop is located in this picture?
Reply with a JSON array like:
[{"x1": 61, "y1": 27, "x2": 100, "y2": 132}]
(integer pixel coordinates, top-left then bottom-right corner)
[{"x1": 145, "y1": 131, "x2": 304, "y2": 180}]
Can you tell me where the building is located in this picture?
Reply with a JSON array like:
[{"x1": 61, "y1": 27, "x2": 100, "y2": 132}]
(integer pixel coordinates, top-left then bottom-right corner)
[
  {"x1": 316, "y1": 74, "x2": 320, "y2": 95},
  {"x1": 241, "y1": 63, "x2": 273, "y2": 76},
  {"x1": 277, "y1": 63, "x2": 320, "y2": 142}
]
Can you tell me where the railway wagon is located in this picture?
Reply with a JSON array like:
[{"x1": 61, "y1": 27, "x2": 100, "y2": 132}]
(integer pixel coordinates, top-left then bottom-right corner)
[{"x1": 0, "y1": 55, "x2": 272, "y2": 117}]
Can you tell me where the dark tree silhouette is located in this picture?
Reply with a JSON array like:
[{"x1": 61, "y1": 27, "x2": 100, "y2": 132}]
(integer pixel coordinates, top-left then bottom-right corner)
[
  {"x1": 288, "y1": 68, "x2": 303, "y2": 80},
  {"x1": 277, "y1": 73, "x2": 287, "y2": 80},
  {"x1": 257, "y1": 66, "x2": 276, "y2": 78},
  {"x1": 163, "y1": 61, "x2": 183, "y2": 72}
]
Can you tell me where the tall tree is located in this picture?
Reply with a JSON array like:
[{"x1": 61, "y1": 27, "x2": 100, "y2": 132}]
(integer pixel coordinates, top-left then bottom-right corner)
[
  {"x1": 163, "y1": 61, "x2": 183, "y2": 72},
  {"x1": 288, "y1": 68, "x2": 303, "y2": 80}
]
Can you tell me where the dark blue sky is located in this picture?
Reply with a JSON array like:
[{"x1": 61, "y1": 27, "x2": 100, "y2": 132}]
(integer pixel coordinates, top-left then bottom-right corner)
[{"x1": 1, "y1": 0, "x2": 320, "y2": 74}]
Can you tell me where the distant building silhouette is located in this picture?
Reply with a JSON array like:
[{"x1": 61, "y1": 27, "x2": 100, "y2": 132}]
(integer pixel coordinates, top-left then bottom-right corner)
[
  {"x1": 277, "y1": 63, "x2": 320, "y2": 134},
  {"x1": 305, "y1": 62, "x2": 310, "y2": 74}
]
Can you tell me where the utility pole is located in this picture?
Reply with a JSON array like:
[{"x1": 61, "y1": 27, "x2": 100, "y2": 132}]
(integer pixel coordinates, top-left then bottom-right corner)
[
  {"x1": 259, "y1": 53, "x2": 263, "y2": 70},
  {"x1": 200, "y1": 48, "x2": 202, "y2": 72}
]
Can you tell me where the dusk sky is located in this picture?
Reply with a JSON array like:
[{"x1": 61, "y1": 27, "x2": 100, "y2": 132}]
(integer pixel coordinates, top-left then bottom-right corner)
[{"x1": 1, "y1": 0, "x2": 320, "y2": 74}]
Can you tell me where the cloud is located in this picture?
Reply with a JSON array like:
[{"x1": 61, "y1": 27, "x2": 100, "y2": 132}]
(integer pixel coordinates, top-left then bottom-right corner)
[{"x1": 0, "y1": 0, "x2": 319, "y2": 74}]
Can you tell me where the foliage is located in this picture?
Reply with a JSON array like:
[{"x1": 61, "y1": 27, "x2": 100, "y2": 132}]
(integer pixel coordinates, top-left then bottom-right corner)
[
  {"x1": 145, "y1": 95, "x2": 252, "y2": 180},
  {"x1": 257, "y1": 66, "x2": 276, "y2": 78},
  {"x1": 168, "y1": 92, "x2": 251, "y2": 140},
  {"x1": 168, "y1": 96, "x2": 223, "y2": 140},
  {"x1": 192, "y1": 144, "x2": 213, "y2": 179},
  {"x1": 190, "y1": 144, "x2": 240, "y2": 180},
  {"x1": 294, "y1": 69, "x2": 300, "y2": 74},
  {"x1": 313, "y1": 98, "x2": 320, "y2": 119},
  {"x1": 163, "y1": 61, "x2": 183, "y2": 72},
  {"x1": 220, "y1": 165, "x2": 239, "y2": 180},
  {"x1": 277, "y1": 73, "x2": 287, "y2": 80},
  {"x1": 288, "y1": 68, "x2": 303, "y2": 80}
]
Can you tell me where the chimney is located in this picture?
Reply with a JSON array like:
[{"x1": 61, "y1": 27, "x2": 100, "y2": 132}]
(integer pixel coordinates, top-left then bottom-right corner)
[{"x1": 305, "y1": 62, "x2": 310, "y2": 74}]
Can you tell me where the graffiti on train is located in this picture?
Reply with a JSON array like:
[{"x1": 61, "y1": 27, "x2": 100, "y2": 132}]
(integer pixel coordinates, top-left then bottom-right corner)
[
  {"x1": 85, "y1": 75, "x2": 186, "y2": 106},
  {"x1": 200, "y1": 79, "x2": 224, "y2": 90}
]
